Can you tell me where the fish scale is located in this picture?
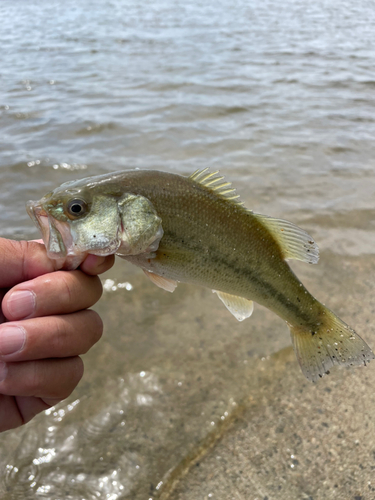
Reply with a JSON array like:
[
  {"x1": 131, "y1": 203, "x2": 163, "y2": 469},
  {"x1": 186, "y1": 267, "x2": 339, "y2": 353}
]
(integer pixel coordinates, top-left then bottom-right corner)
[{"x1": 27, "y1": 168, "x2": 374, "y2": 381}]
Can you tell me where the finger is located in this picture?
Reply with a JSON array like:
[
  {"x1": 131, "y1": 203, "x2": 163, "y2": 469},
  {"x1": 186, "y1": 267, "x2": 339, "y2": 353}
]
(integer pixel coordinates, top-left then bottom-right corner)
[
  {"x1": 0, "y1": 356, "x2": 84, "y2": 399},
  {"x1": 0, "y1": 395, "x2": 23, "y2": 431},
  {"x1": 0, "y1": 310, "x2": 103, "y2": 361},
  {"x1": 0, "y1": 239, "x2": 60, "y2": 288},
  {"x1": 80, "y1": 254, "x2": 115, "y2": 276},
  {"x1": 2, "y1": 270, "x2": 103, "y2": 320},
  {"x1": 0, "y1": 290, "x2": 7, "y2": 323},
  {"x1": 0, "y1": 394, "x2": 50, "y2": 432}
]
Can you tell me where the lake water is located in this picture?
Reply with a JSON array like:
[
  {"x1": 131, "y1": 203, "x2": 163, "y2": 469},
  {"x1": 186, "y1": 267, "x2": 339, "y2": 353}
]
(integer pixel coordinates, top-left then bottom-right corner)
[{"x1": 1, "y1": 0, "x2": 375, "y2": 499}]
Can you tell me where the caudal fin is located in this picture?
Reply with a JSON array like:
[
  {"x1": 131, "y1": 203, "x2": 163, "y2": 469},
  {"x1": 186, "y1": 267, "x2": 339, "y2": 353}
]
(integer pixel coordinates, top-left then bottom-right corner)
[{"x1": 289, "y1": 310, "x2": 374, "y2": 382}]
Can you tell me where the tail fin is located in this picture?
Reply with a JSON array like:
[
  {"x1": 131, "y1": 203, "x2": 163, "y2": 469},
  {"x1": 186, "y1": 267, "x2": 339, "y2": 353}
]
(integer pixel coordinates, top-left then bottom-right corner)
[{"x1": 289, "y1": 310, "x2": 374, "y2": 382}]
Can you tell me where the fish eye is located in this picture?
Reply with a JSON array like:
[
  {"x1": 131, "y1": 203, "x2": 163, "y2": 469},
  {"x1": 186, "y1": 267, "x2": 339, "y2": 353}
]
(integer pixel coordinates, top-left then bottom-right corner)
[{"x1": 66, "y1": 199, "x2": 88, "y2": 218}]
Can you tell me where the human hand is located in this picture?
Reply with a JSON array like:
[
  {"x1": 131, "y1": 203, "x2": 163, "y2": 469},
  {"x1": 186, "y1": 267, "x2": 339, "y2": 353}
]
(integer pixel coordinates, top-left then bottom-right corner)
[{"x1": 0, "y1": 238, "x2": 114, "y2": 432}]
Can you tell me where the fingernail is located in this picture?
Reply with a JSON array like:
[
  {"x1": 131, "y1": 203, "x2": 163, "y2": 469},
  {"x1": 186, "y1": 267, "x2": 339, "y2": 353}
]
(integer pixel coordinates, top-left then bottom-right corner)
[
  {"x1": 0, "y1": 326, "x2": 26, "y2": 355},
  {"x1": 6, "y1": 290, "x2": 36, "y2": 319},
  {"x1": 0, "y1": 362, "x2": 7, "y2": 382}
]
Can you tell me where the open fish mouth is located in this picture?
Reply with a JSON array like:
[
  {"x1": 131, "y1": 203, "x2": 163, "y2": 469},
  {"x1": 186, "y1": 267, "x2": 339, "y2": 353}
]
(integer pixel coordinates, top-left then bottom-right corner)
[
  {"x1": 26, "y1": 201, "x2": 51, "y2": 246},
  {"x1": 26, "y1": 200, "x2": 85, "y2": 269}
]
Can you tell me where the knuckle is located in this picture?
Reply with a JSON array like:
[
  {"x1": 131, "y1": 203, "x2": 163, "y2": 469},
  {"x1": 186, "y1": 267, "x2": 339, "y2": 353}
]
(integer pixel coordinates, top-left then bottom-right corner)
[
  {"x1": 80, "y1": 311, "x2": 103, "y2": 353},
  {"x1": 3, "y1": 358, "x2": 85, "y2": 400},
  {"x1": 49, "y1": 316, "x2": 70, "y2": 353},
  {"x1": 73, "y1": 356, "x2": 84, "y2": 382},
  {"x1": 23, "y1": 360, "x2": 42, "y2": 395},
  {"x1": 87, "y1": 275, "x2": 103, "y2": 302},
  {"x1": 60, "y1": 271, "x2": 102, "y2": 308},
  {"x1": 58, "y1": 272, "x2": 74, "y2": 304},
  {"x1": 52, "y1": 358, "x2": 83, "y2": 400},
  {"x1": 96, "y1": 255, "x2": 115, "y2": 275},
  {"x1": 89, "y1": 311, "x2": 104, "y2": 342},
  {"x1": 14, "y1": 240, "x2": 53, "y2": 279},
  {"x1": 0, "y1": 361, "x2": 39, "y2": 397},
  {"x1": 11, "y1": 240, "x2": 29, "y2": 281},
  {"x1": 96, "y1": 277, "x2": 103, "y2": 298},
  {"x1": 47, "y1": 358, "x2": 84, "y2": 400},
  {"x1": 60, "y1": 357, "x2": 84, "y2": 399}
]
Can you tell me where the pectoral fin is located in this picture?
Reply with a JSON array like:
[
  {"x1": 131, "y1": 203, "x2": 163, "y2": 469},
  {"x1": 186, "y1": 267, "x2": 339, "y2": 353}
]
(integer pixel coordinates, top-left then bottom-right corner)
[
  {"x1": 213, "y1": 290, "x2": 254, "y2": 321},
  {"x1": 143, "y1": 270, "x2": 178, "y2": 293}
]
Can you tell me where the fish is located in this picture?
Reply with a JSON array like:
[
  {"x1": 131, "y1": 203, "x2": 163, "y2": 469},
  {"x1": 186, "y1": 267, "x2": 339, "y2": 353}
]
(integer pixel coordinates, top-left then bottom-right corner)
[{"x1": 26, "y1": 168, "x2": 374, "y2": 381}]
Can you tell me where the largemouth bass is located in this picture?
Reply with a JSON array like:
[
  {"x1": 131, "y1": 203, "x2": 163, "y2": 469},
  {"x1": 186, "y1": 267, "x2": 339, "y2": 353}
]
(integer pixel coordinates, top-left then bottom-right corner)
[{"x1": 27, "y1": 168, "x2": 374, "y2": 381}]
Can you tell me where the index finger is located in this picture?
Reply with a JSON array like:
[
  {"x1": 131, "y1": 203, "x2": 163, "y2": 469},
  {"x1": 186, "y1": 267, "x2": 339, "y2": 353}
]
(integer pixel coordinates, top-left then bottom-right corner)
[
  {"x1": 80, "y1": 254, "x2": 115, "y2": 275},
  {"x1": 0, "y1": 238, "x2": 115, "y2": 289},
  {"x1": 0, "y1": 239, "x2": 59, "y2": 288}
]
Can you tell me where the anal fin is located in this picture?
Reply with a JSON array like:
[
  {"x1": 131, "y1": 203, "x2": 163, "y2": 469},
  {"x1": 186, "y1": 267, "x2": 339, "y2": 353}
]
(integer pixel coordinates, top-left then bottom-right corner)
[
  {"x1": 213, "y1": 290, "x2": 254, "y2": 322},
  {"x1": 143, "y1": 270, "x2": 177, "y2": 293}
]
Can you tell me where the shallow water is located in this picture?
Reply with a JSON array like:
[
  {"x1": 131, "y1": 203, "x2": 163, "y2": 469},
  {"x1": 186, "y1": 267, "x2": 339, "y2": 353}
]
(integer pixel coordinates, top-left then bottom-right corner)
[{"x1": 1, "y1": 0, "x2": 375, "y2": 498}]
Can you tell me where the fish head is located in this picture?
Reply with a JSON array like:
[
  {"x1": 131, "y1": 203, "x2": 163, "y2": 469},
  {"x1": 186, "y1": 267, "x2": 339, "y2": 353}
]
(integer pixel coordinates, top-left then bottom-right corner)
[
  {"x1": 27, "y1": 175, "x2": 164, "y2": 270},
  {"x1": 27, "y1": 179, "x2": 122, "y2": 269}
]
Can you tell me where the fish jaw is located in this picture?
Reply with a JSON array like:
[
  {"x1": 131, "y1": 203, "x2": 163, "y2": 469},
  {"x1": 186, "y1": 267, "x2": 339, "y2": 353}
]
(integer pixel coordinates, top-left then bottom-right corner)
[
  {"x1": 26, "y1": 200, "x2": 50, "y2": 243},
  {"x1": 26, "y1": 199, "x2": 88, "y2": 269},
  {"x1": 26, "y1": 194, "x2": 125, "y2": 270}
]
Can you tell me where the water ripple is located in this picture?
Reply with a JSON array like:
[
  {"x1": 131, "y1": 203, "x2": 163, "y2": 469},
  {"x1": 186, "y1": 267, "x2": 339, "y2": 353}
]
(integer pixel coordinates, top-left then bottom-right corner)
[{"x1": 1, "y1": 0, "x2": 375, "y2": 498}]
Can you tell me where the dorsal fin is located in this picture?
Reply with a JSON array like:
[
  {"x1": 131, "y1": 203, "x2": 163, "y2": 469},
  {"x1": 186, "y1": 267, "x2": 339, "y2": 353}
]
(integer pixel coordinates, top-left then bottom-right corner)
[
  {"x1": 189, "y1": 169, "x2": 318, "y2": 265},
  {"x1": 189, "y1": 168, "x2": 243, "y2": 204},
  {"x1": 255, "y1": 214, "x2": 319, "y2": 264}
]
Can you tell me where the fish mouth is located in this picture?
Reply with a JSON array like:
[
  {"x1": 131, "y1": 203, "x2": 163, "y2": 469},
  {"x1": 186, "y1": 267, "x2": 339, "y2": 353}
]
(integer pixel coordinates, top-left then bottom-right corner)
[
  {"x1": 26, "y1": 201, "x2": 50, "y2": 243},
  {"x1": 26, "y1": 199, "x2": 84, "y2": 270}
]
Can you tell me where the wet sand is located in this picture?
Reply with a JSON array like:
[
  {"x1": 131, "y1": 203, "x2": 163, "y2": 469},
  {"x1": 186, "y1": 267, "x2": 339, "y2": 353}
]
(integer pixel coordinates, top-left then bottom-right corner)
[
  {"x1": 1, "y1": 245, "x2": 375, "y2": 499},
  {"x1": 1, "y1": 0, "x2": 375, "y2": 497}
]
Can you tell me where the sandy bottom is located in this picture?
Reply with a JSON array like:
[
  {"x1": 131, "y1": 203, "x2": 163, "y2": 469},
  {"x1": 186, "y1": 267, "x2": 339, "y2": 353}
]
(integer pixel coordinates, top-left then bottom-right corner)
[{"x1": 1, "y1": 247, "x2": 375, "y2": 500}]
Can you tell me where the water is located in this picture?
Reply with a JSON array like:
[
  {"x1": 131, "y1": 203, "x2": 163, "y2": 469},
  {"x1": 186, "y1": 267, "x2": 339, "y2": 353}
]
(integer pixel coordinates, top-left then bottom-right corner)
[{"x1": 1, "y1": 0, "x2": 375, "y2": 498}]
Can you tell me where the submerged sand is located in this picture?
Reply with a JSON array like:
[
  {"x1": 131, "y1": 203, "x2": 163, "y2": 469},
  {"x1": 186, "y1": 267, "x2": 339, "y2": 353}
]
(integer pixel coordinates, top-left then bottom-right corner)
[{"x1": 1, "y1": 244, "x2": 374, "y2": 500}]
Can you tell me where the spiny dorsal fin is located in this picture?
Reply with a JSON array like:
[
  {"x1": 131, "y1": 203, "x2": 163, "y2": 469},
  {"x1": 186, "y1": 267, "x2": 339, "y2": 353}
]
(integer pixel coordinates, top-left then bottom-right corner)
[
  {"x1": 189, "y1": 169, "x2": 318, "y2": 264},
  {"x1": 189, "y1": 168, "x2": 243, "y2": 204},
  {"x1": 213, "y1": 290, "x2": 254, "y2": 321},
  {"x1": 255, "y1": 214, "x2": 319, "y2": 264}
]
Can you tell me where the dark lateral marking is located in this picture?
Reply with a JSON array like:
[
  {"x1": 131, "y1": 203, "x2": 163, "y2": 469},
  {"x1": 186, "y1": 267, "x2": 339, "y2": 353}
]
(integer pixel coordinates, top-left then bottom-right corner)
[{"x1": 162, "y1": 229, "x2": 313, "y2": 323}]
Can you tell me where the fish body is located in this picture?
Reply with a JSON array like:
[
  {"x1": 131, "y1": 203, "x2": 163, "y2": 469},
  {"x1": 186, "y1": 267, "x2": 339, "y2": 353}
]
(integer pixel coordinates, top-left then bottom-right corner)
[{"x1": 27, "y1": 169, "x2": 374, "y2": 381}]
